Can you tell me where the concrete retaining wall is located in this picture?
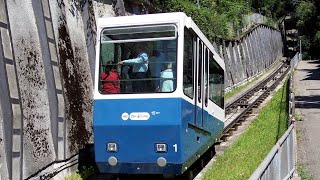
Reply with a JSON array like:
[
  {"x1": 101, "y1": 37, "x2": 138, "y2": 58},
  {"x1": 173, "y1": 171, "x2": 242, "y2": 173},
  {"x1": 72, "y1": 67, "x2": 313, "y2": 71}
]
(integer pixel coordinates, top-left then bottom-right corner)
[
  {"x1": 220, "y1": 25, "x2": 283, "y2": 91},
  {"x1": 0, "y1": 0, "x2": 101, "y2": 179}
]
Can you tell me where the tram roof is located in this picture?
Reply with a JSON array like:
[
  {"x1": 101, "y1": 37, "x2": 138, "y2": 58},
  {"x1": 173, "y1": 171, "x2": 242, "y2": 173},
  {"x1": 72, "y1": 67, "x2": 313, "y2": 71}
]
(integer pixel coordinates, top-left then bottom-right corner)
[{"x1": 97, "y1": 12, "x2": 188, "y2": 28}]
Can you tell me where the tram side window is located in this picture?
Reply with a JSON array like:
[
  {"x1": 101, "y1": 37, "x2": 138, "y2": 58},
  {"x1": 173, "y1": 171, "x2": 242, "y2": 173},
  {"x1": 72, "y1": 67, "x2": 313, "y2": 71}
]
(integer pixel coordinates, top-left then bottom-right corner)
[
  {"x1": 198, "y1": 41, "x2": 202, "y2": 103},
  {"x1": 204, "y1": 48, "x2": 209, "y2": 106},
  {"x1": 183, "y1": 28, "x2": 194, "y2": 98},
  {"x1": 209, "y1": 55, "x2": 224, "y2": 108},
  {"x1": 99, "y1": 42, "x2": 122, "y2": 94}
]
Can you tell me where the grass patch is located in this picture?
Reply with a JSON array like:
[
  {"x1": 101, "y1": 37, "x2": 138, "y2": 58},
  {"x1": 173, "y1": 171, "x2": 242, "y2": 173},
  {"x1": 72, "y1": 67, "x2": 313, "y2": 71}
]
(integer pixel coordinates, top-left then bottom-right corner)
[
  {"x1": 65, "y1": 166, "x2": 96, "y2": 180},
  {"x1": 296, "y1": 125, "x2": 301, "y2": 143},
  {"x1": 297, "y1": 164, "x2": 313, "y2": 180},
  {"x1": 295, "y1": 112, "x2": 304, "y2": 121},
  {"x1": 226, "y1": 71, "x2": 268, "y2": 99},
  {"x1": 203, "y1": 79, "x2": 289, "y2": 180},
  {"x1": 225, "y1": 80, "x2": 255, "y2": 99},
  {"x1": 225, "y1": 61, "x2": 281, "y2": 100}
]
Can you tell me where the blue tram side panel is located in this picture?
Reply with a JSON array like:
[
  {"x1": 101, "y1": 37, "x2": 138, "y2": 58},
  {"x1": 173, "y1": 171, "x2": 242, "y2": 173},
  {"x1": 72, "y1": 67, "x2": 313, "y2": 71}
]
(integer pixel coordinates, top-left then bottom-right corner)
[{"x1": 93, "y1": 12, "x2": 225, "y2": 175}]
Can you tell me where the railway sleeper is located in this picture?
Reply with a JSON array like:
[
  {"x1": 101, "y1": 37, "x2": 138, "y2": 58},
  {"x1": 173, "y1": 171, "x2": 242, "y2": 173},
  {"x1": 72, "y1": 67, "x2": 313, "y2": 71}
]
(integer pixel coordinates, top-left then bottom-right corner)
[
  {"x1": 221, "y1": 134, "x2": 230, "y2": 142},
  {"x1": 200, "y1": 159, "x2": 206, "y2": 168},
  {"x1": 233, "y1": 126, "x2": 239, "y2": 131},
  {"x1": 242, "y1": 114, "x2": 250, "y2": 119},
  {"x1": 227, "y1": 128, "x2": 236, "y2": 135},
  {"x1": 242, "y1": 115, "x2": 249, "y2": 120},
  {"x1": 185, "y1": 170, "x2": 193, "y2": 180},
  {"x1": 229, "y1": 127, "x2": 236, "y2": 131},
  {"x1": 239, "y1": 104, "x2": 248, "y2": 108},
  {"x1": 227, "y1": 130, "x2": 234, "y2": 136},
  {"x1": 239, "y1": 100, "x2": 247, "y2": 104},
  {"x1": 240, "y1": 99, "x2": 249, "y2": 103},
  {"x1": 210, "y1": 149, "x2": 215, "y2": 158},
  {"x1": 236, "y1": 121, "x2": 242, "y2": 124},
  {"x1": 237, "y1": 116, "x2": 246, "y2": 122}
]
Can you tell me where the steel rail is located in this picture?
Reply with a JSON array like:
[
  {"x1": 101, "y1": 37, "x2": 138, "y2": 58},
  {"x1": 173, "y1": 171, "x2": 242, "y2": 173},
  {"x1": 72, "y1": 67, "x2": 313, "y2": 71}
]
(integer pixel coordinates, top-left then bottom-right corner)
[
  {"x1": 225, "y1": 63, "x2": 286, "y2": 114},
  {"x1": 221, "y1": 64, "x2": 289, "y2": 139}
]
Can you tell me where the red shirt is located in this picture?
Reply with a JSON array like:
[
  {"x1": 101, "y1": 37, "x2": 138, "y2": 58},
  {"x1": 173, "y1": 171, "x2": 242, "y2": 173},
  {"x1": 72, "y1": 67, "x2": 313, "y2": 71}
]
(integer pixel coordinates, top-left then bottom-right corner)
[{"x1": 100, "y1": 70, "x2": 120, "y2": 94}]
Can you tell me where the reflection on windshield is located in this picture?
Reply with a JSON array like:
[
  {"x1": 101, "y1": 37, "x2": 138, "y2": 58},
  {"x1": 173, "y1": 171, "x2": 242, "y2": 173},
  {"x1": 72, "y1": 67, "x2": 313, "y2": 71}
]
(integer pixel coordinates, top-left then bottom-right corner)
[{"x1": 99, "y1": 25, "x2": 177, "y2": 94}]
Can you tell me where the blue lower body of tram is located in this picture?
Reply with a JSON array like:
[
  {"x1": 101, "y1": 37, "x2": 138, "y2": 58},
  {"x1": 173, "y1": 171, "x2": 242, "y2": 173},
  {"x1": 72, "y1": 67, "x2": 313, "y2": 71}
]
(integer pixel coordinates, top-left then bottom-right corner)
[{"x1": 93, "y1": 98, "x2": 224, "y2": 174}]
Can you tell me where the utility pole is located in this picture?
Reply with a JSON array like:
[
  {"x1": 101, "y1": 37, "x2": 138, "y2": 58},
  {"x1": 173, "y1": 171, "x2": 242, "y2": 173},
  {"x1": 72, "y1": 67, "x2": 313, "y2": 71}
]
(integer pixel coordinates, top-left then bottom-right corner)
[
  {"x1": 197, "y1": 0, "x2": 200, "y2": 9},
  {"x1": 299, "y1": 36, "x2": 302, "y2": 60}
]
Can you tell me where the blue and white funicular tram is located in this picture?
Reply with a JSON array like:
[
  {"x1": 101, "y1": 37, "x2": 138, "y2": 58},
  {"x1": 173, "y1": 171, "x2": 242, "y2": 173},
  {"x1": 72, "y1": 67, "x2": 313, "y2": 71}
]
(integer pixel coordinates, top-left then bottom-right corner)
[{"x1": 93, "y1": 12, "x2": 226, "y2": 175}]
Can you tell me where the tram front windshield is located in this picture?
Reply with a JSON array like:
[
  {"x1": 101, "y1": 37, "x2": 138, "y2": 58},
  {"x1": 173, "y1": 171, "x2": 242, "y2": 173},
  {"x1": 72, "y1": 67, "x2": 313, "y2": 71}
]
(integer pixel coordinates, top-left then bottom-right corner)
[{"x1": 99, "y1": 24, "x2": 177, "y2": 94}]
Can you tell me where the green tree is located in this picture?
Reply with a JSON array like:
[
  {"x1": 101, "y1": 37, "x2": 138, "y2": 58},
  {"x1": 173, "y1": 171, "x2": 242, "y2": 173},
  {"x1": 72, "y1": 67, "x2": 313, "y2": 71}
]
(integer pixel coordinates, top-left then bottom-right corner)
[
  {"x1": 154, "y1": 0, "x2": 251, "y2": 40},
  {"x1": 250, "y1": 0, "x2": 293, "y2": 19},
  {"x1": 295, "y1": 0, "x2": 320, "y2": 58}
]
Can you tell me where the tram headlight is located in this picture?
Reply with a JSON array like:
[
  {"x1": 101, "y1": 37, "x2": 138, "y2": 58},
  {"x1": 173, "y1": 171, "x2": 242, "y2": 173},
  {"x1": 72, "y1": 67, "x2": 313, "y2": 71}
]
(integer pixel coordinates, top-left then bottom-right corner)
[
  {"x1": 107, "y1": 143, "x2": 118, "y2": 152},
  {"x1": 155, "y1": 143, "x2": 167, "y2": 153}
]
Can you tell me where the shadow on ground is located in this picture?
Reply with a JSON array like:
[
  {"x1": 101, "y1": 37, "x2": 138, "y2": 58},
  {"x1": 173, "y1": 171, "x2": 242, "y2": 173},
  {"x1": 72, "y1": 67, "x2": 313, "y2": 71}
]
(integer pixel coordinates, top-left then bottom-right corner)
[
  {"x1": 295, "y1": 95, "x2": 320, "y2": 109},
  {"x1": 295, "y1": 60, "x2": 320, "y2": 109},
  {"x1": 298, "y1": 60, "x2": 320, "y2": 81}
]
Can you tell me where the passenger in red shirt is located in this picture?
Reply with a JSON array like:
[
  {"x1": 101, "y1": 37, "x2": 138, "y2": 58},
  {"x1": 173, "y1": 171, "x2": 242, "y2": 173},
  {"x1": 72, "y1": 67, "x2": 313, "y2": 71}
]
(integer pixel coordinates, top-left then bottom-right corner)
[{"x1": 100, "y1": 65, "x2": 120, "y2": 94}]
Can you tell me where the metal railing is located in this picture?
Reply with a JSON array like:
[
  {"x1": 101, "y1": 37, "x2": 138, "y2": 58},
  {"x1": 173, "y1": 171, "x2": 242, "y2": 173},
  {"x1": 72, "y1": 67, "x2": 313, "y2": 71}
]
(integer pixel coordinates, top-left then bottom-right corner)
[
  {"x1": 290, "y1": 52, "x2": 300, "y2": 70},
  {"x1": 249, "y1": 124, "x2": 296, "y2": 180},
  {"x1": 249, "y1": 53, "x2": 300, "y2": 180}
]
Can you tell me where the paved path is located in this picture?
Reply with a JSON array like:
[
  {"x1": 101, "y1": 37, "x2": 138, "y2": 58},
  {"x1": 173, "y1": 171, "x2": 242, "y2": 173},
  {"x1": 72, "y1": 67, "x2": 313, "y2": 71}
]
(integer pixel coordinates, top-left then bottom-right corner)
[{"x1": 294, "y1": 60, "x2": 320, "y2": 179}]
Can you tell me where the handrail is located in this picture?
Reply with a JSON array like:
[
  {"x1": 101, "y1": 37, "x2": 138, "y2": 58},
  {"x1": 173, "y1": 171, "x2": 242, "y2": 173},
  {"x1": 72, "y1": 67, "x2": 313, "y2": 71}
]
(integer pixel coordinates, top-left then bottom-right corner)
[
  {"x1": 249, "y1": 124, "x2": 294, "y2": 180},
  {"x1": 249, "y1": 52, "x2": 300, "y2": 180}
]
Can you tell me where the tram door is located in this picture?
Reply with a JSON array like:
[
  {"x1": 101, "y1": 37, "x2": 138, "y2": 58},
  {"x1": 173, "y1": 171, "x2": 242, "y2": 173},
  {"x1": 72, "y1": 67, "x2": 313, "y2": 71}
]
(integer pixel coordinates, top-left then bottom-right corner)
[{"x1": 194, "y1": 39, "x2": 208, "y2": 128}]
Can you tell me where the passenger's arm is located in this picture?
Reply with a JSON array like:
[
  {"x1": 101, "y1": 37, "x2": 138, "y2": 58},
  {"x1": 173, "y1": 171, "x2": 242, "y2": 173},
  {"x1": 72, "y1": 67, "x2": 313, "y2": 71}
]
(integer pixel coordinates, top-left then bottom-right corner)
[
  {"x1": 123, "y1": 56, "x2": 144, "y2": 64},
  {"x1": 118, "y1": 53, "x2": 148, "y2": 64}
]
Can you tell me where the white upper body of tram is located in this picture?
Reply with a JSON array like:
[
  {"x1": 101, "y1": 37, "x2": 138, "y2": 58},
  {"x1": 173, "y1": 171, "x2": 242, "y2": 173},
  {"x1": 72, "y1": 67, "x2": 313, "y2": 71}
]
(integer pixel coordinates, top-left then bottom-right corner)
[{"x1": 95, "y1": 12, "x2": 225, "y2": 121}]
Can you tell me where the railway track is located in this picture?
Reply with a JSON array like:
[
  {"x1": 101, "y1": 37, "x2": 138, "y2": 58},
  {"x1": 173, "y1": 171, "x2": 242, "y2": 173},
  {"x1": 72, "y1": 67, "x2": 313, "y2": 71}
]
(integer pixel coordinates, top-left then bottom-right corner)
[
  {"x1": 88, "y1": 62, "x2": 290, "y2": 180},
  {"x1": 221, "y1": 62, "x2": 289, "y2": 142}
]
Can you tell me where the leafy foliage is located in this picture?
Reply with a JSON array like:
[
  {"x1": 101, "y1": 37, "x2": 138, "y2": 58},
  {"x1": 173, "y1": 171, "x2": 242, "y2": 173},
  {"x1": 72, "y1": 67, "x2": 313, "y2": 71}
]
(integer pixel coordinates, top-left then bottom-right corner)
[
  {"x1": 65, "y1": 166, "x2": 97, "y2": 180},
  {"x1": 250, "y1": 0, "x2": 320, "y2": 58},
  {"x1": 296, "y1": 1, "x2": 316, "y2": 22},
  {"x1": 295, "y1": 0, "x2": 320, "y2": 58},
  {"x1": 152, "y1": 0, "x2": 320, "y2": 57},
  {"x1": 154, "y1": 0, "x2": 251, "y2": 40},
  {"x1": 250, "y1": 0, "x2": 293, "y2": 19}
]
